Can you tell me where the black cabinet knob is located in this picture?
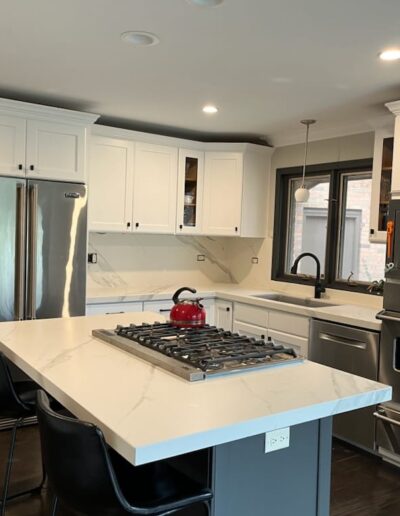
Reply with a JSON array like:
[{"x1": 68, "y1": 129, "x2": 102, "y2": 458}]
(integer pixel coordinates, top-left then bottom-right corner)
[
  {"x1": 127, "y1": 222, "x2": 131, "y2": 228},
  {"x1": 30, "y1": 165, "x2": 34, "y2": 171},
  {"x1": 261, "y1": 334, "x2": 265, "y2": 339},
  {"x1": 234, "y1": 227, "x2": 238, "y2": 232},
  {"x1": 135, "y1": 222, "x2": 139, "y2": 228},
  {"x1": 179, "y1": 224, "x2": 183, "y2": 230},
  {"x1": 370, "y1": 228, "x2": 375, "y2": 235},
  {"x1": 226, "y1": 307, "x2": 230, "y2": 312},
  {"x1": 18, "y1": 164, "x2": 23, "y2": 170}
]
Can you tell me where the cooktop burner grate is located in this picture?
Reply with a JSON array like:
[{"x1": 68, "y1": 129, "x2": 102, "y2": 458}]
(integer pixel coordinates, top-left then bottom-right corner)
[{"x1": 93, "y1": 323, "x2": 303, "y2": 381}]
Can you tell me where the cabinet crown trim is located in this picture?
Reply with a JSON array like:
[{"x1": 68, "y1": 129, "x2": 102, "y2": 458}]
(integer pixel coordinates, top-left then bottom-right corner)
[
  {"x1": 0, "y1": 97, "x2": 99, "y2": 125},
  {"x1": 386, "y1": 100, "x2": 400, "y2": 116}
]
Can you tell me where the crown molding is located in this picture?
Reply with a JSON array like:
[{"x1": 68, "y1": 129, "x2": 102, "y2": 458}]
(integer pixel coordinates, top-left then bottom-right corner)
[
  {"x1": 0, "y1": 97, "x2": 99, "y2": 125},
  {"x1": 386, "y1": 100, "x2": 400, "y2": 116}
]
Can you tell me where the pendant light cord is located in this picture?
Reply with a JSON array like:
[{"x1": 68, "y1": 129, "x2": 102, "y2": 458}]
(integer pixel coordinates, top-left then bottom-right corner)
[{"x1": 301, "y1": 122, "x2": 310, "y2": 188}]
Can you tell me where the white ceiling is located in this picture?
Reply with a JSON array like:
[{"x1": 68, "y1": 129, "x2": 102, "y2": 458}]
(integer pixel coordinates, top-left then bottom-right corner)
[{"x1": 1, "y1": 0, "x2": 400, "y2": 145}]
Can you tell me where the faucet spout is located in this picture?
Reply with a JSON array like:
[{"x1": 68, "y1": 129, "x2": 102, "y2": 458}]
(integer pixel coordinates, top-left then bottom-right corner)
[{"x1": 290, "y1": 252, "x2": 325, "y2": 299}]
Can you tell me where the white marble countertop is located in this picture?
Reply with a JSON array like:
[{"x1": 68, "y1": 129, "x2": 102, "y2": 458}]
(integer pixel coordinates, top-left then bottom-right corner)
[
  {"x1": 0, "y1": 312, "x2": 390, "y2": 466},
  {"x1": 86, "y1": 284, "x2": 382, "y2": 331}
]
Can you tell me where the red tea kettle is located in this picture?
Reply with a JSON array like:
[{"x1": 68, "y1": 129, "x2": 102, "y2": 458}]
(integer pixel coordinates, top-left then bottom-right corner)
[{"x1": 170, "y1": 287, "x2": 206, "y2": 328}]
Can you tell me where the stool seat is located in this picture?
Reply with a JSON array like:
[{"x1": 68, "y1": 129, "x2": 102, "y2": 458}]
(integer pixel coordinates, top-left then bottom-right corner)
[
  {"x1": 13, "y1": 380, "x2": 40, "y2": 410},
  {"x1": 110, "y1": 450, "x2": 212, "y2": 514},
  {"x1": 37, "y1": 390, "x2": 213, "y2": 516}
]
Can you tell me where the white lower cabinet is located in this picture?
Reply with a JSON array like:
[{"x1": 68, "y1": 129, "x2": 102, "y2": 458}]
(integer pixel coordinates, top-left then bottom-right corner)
[
  {"x1": 232, "y1": 301, "x2": 309, "y2": 358},
  {"x1": 86, "y1": 301, "x2": 143, "y2": 316},
  {"x1": 215, "y1": 300, "x2": 233, "y2": 331},
  {"x1": 268, "y1": 329, "x2": 308, "y2": 358},
  {"x1": 233, "y1": 321, "x2": 267, "y2": 340}
]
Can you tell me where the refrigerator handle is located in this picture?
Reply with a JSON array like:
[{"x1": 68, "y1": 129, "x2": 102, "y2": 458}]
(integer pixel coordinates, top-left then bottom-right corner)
[
  {"x1": 14, "y1": 183, "x2": 26, "y2": 321},
  {"x1": 27, "y1": 184, "x2": 38, "y2": 320}
]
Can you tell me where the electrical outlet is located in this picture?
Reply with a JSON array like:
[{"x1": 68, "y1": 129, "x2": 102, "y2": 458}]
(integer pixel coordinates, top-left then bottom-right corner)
[
  {"x1": 197, "y1": 254, "x2": 206, "y2": 262},
  {"x1": 251, "y1": 257, "x2": 259, "y2": 264},
  {"x1": 265, "y1": 427, "x2": 290, "y2": 453},
  {"x1": 88, "y1": 253, "x2": 98, "y2": 264}
]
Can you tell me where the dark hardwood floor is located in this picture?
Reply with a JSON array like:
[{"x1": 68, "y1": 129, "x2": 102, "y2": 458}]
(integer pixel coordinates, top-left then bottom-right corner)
[{"x1": 1, "y1": 426, "x2": 400, "y2": 515}]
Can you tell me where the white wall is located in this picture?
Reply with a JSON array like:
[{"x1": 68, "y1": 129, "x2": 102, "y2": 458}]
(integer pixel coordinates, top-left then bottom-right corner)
[
  {"x1": 227, "y1": 131, "x2": 384, "y2": 308},
  {"x1": 87, "y1": 233, "x2": 233, "y2": 291}
]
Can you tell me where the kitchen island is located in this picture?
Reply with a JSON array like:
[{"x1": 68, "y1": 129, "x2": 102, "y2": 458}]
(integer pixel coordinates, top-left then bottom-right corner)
[{"x1": 0, "y1": 312, "x2": 391, "y2": 516}]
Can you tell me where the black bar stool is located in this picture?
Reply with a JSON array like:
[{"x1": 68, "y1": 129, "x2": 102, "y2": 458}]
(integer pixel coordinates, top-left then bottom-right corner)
[
  {"x1": 36, "y1": 390, "x2": 213, "y2": 516},
  {"x1": 0, "y1": 352, "x2": 45, "y2": 516}
]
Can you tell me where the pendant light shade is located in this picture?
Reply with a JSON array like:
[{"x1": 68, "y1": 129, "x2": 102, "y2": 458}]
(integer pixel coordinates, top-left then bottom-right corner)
[{"x1": 295, "y1": 119, "x2": 316, "y2": 203}]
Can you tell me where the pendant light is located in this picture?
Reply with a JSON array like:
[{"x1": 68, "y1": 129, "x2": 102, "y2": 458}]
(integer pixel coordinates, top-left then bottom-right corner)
[{"x1": 295, "y1": 119, "x2": 316, "y2": 203}]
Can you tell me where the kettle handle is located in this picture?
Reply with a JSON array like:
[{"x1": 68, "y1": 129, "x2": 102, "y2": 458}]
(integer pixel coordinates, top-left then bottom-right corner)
[{"x1": 172, "y1": 287, "x2": 197, "y2": 304}]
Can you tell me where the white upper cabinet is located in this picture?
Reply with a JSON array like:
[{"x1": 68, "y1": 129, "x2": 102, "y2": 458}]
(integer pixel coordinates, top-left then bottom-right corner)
[
  {"x1": 0, "y1": 115, "x2": 26, "y2": 177},
  {"x1": 0, "y1": 98, "x2": 98, "y2": 182},
  {"x1": 89, "y1": 136, "x2": 134, "y2": 232},
  {"x1": 203, "y1": 147, "x2": 270, "y2": 237},
  {"x1": 369, "y1": 128, "x2": 394, "y2": 243},
  {"x1": 176, "y1": 149, "x2": 205, "y2": 234},
  {"x1": 26, "y1": 120, "x2": 85, "y2": 182},
  {"x1": 86, "y1": 126, "x2": 271, "y2": 236},
  {"x1": 203, "y1": 152, "x2": 243, "y2": 236},
  {"x1": 132, "y1": 143, "x2": 178, "y2": 234}
]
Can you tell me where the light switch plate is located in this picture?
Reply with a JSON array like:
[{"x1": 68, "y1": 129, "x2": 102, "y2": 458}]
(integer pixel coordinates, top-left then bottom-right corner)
[
  {"x1": 265, "y1": 427, "x2": 290, "y2": 453},
  {"x1": 197, "y1": 254, "x2": 206, "y2": 262}
]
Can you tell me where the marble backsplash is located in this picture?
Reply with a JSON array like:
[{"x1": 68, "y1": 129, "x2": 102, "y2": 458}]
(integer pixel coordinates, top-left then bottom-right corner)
[{"x1": 87, "y1": 232, "x2": 237, "y2": 290}]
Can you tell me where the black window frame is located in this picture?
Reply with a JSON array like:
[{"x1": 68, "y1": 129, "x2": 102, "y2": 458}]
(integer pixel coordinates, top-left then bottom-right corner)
[{"x1": 271, "y1": 158, "x2": 377, "y2": 294}]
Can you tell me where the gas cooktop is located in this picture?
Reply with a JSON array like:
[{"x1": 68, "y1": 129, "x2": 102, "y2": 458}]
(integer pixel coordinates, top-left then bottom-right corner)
[{"x1": 92, "y1": 323, "x2": 303, "y2": 381}]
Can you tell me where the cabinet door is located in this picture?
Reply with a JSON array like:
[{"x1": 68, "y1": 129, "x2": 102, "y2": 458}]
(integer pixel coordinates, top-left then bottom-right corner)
[
  {"x1": 268, "y1": 329, "x2": 308, "y2": 358},
  {"x1": 215, "y1": 300, "x2": 233, "y2": 331},
  {"x1": 203, "y1": 152, "x2": 243, "y2": 236},
  {"x1": 86, "y1": 301, "x2": 143, "y2": 315},
  {"x1": 0, "y1": 115, "x2": 26, "y2": 177},
  {"x1": 233, "y1": 321, "x2": 267, "y2": 340},
  {"x1": 132, "y1": 143, "x2": 178, "y2": 234},
  {"x1": 176, "y1": 149, "x2": 204, "y2": 234},
  {"x1": 370, "y1": 128, "x2": 394, "y2": 243},
  {"x1": 26, "y1": 120, "x2": 85, "y2": 182},
  {"x1": 88, "y1": 136, "x2": 134, "y2": 232}
]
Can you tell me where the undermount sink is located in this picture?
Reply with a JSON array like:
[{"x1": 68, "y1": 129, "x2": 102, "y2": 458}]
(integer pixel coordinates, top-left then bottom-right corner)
[{"x1": 251, "y1": 293, "x2": 338, "y2": 308}]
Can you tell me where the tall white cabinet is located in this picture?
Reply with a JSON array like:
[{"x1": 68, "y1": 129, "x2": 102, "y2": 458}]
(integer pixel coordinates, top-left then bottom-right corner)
[
  {"x1": 0, "y1": 98, "x2": 98, "y2": 182},
  {"x1": 89, "y1": 136, "x2": 134, "y2": 232},
  {"x1": 203, "y1": 152, "x2": 243, "y2": 236},
  {"x1": 132, "y1": 143, "x2": 178, "y2": 234}
]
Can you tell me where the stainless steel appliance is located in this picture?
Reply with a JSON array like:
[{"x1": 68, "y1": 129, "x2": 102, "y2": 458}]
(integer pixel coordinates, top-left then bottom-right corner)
[
  {"x1": 310, "y1": 319, "x2": 380, "y2": 452},
  {"x1": 93, "y1": 323, "x2": 303, "y2": 381},
  {"x1": 375, "y1": 199, "x2": 400, "y2": 465},
  {"x1": 0, "y1": 177, "x2": 87, "y2": 322}
]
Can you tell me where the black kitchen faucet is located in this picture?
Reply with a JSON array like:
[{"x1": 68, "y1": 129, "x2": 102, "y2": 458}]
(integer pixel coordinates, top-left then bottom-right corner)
[{"x1": 290, "y1": 252, "x2": 326, "y2": 299}]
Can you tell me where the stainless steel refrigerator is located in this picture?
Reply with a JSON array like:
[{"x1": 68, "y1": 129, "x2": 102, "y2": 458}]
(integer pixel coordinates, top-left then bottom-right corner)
[{"x1": 0, "y1": 177, "x2": 87, "y2": 323}]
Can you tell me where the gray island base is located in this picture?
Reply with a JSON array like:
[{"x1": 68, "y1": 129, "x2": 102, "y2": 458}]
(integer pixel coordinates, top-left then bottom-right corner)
[{"x1": 177, "y1": 418, "x2": 332, "y2": 516}]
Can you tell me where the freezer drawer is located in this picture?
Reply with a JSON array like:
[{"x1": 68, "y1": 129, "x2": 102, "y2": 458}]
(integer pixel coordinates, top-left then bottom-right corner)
[{"x1": 310, "y1": 319, "x2": 380, "y2": 451}]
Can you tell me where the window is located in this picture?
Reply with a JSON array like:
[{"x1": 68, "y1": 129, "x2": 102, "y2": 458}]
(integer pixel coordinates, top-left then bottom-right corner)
[{"x1": 272, "y1": 159, "x2": 386, "y2": 293}]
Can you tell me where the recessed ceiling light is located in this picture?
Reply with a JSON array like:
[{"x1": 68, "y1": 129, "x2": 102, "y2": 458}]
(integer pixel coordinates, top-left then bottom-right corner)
[
  {"x1": 203, "y1": 105, "x2": 219, "y2": 114},
  {"x1": 187, "y1": 0, "x2": 224, "y2": 7},
  {"x1": 121, "y1": 31, "x2": 160, "y2": 47},
  {"x1": 379, "y1": 48, "x2": 400, "y2": 61}
]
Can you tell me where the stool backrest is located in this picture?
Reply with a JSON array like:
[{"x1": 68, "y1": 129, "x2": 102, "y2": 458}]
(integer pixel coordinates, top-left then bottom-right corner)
[
  {"x1": 0, "y1": 353, "x2": 26, "y2": 416},
  {"x1": 36, "y1": 390, "x2": 127, "y2": 514}
]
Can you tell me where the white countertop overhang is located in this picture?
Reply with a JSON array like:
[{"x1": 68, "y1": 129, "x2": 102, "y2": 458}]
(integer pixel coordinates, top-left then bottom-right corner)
[{"x1": 0, "y1": 312, "x2": 390, "y2": 465}]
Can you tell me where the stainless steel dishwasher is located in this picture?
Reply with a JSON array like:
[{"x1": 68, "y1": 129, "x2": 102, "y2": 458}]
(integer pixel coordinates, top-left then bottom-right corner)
[{"x1": 310, "y1": 319, "x2": 380, "y2": 452}]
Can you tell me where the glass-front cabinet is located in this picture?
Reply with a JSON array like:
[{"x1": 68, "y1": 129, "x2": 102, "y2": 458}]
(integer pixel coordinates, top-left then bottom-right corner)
[
  {"x1": 370, "y1": 128, "x2": 395, "y2": 243},
  {"x1": 176, "y1": 149, "x2": 205, "y2": 234}
]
